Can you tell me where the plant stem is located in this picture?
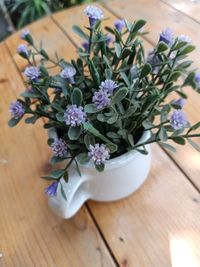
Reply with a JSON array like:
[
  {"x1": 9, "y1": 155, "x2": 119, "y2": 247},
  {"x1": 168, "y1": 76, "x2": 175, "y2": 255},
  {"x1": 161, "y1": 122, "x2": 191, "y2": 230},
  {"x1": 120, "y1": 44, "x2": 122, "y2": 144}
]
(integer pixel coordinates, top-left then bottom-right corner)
[{"x1": 132, "y1": 133, "x2": 200, "y2": 150}]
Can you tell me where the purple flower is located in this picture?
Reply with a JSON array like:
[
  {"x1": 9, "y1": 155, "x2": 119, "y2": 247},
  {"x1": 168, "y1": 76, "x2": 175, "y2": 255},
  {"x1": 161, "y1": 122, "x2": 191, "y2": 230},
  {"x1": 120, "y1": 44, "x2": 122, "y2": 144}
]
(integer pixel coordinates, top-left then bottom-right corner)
[
  {"x1": 17, "y1": 44, "x2": 29, "y2": 57},
  {"x1": 99, "y1": 79, "x2": 118, "y2": 95},
  {"x1": 92, "y1": 90, "x2": 111, "y2": 109},
  {"x1": 9, "y1": 101, "x2": 25, "y2": 119},
  {"x1": 173, "y1": 98, "x2": 185, "y2": 109},
  {"x1": 106, "y1": 34, "x2": 113, "y2": 46},
  {"x1": 45, "y1": 181, "x2": 58, "y2": 197},
  {"x1": 64, "y1": 105, "x2": 86, "y2": 126},
  {"x1": 194, "y1": 73, "x2": 200, "y2": 87},
  {"x1": 20, "y1": 29, "x2": 30, "y2": 39},
  {"x1": 84, "y1": 5, "x2": 104, "y2": 27},
  {"x1": 24, "y1": 66, "x2": 40, "y2": 81},
  {"x1": 170, "y1": 110, "x2": 187, "y2": 129},
  {"x1": 82, "y1": 40, "x2": 89, "y2": 52},
  {"x1": 60, "y1": 66, "x2": 76, "y2": 84},
  {"x1": 114, "y1": 19, "x2": 125, "y2": 32},
  {"x1": 88, "y1": 144, "x2": 110, "y2": 165},
  {"x1": 147, "y1": 49, "x2": 160, "y2": 73},
  {"x1": 51, "y1": 138, "x2": 68, "y2": 158},
  {"x1": 178, "y1": 34, "x2": 192, "y2": 44},
  {"x1": 159, "y1": 28, "x2": 174, "y2": 45}
]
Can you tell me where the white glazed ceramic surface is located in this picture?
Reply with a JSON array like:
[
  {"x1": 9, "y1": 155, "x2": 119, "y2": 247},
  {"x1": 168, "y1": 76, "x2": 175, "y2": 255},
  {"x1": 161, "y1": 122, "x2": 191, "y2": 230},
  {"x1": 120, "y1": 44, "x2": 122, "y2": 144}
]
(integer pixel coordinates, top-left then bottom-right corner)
[{"x1": 48, "y1": 131, "x2": 152, "y2": 218}]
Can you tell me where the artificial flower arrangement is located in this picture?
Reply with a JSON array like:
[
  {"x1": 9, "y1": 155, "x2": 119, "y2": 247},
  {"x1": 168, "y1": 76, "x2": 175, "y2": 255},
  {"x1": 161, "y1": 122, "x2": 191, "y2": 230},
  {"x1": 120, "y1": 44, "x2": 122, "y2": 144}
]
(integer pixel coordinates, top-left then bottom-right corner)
[{"x1": 9, "y1": 5, "x2": 200, "y2": 199}]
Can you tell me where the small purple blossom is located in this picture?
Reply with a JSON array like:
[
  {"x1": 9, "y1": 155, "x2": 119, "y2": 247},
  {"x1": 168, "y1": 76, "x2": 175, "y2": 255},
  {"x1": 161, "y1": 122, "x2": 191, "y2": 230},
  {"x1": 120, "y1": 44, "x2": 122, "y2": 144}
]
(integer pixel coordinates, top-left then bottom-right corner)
[
  {"x1": 64, "y1": 105, "x2": 86, "y2": 126},
  {"x1": 9, "y1": 101, "x2": 25, "y2": 119},
  {"x1": 24, "y1": 66, "x2": 40, "y2": 81},
  {"x1": 88, "y1": 144, "x2": 110, "y2": 165},
  {"x1": 82, "y1": 40, "x2": 89, "y2": 52},
  {"x1": 170, "y1": 110, "x2": 187, "y2": 129},
  {"x1": 92, "y1": 90, "x2": 111, "y2": 109},
  {"x1": 20, "y1": 29, "x2": 30, "y2": 39},
  {"x1": 45, "y1": 181, "x2": 58, "y2": 197},
  {"x1": 99, "y1": 79, "x2": 118, "y2": 95},
  {"x1": 178, "y1": 34, "x2": 192, "y2": 44},
  {"x1": 17, "y1": 44, "x2": 28, "y2": 57},
  {"x1": 106, "y1": 34, "x2": 113, "y2": 46},
  {"x1": 173, "y1": 98, "x2": 185, "y2": 109},
  {"x1": 159, "y1": 28, "x2": 174, "y2": 45},
  {"x1": 194, "y1": 73, "x2": 200, "y2": 87},
  {"x1": 60, "y1": 66, "x2": 76, "y2": 84},
  {"x1": 51, "y1": 138, "x2": 68, "y2": 158},
  {"x1": 84, "y1": 5, "x2": 104, "y2": 27},
  {"x1": 114, "y1": 19, "x2": 125, "y2": 32},
  {"x1": 147, "y1": 50, "x2": 160, "y2": 73}
]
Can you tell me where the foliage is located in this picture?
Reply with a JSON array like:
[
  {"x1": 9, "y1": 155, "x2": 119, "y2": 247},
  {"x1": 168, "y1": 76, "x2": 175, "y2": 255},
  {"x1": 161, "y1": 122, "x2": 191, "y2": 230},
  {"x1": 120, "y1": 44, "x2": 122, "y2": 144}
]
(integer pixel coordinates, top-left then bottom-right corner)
[
  {"x1": 8, "y1": 7, "x2": 200, "y2": 199},
  {"x1": 6, "y1": 0, "x2": 94, "y2": 28}
]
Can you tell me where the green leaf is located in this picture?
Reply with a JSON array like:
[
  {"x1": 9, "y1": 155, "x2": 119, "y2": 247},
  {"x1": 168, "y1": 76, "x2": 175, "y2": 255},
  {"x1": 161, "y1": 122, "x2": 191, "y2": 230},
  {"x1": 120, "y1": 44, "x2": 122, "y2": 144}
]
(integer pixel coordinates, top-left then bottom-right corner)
[
  {"x1": 50, "y1": 156, "x2": 65, "y2": 165},
  {"x1": 42, "y1": 169, "x2": 65, "y2": 179},
  {"x1": 172, "y1": 136, "x2": 186, "y2": 145},
  {"x1": 187, "y1": 122, "x2": 200, "y2": 135},
  {"x1": 84, "y1": 133, "x2": 96, "y2": 149},
  {"x1": 112, "y1": 87, "x2": 128, "y2": 104},
  {"x1": 68, "y1": 126, "x2": 82, "y2": 140},
  {"x1": 83, "y1": 122, "x2": 117, "y2": 151},
  {"x1": 25, "y1": 115, "x2": 39, "y2": 124},
  {"x1": 158, "y1": 127, "x2": 168, "y2": 141},
  {"x1": 168, "y1": 71, "x2": 182, "y2": 82},
  {"x1": 120, "y1": 48, "x2": 131, "y2": 59},
  {"x1": 71, "y1": 87, "x2": 83, "y2": 106},
  {"x1": 84, "y1": 103, "x2": 99, "y2": 113},
  {"x1": 159, "y1": 142, "x2": 176, "y2": 152},
  {"x1": 106, "y1": 132, "x2": 120, "y2": 139},
  {"x1": 106, "y1": 143, "x2": 118, "y2": 153},
  {"x1": 188, "y1": 138, "x2": 200, "y2": 152},
  {"x1": 140, "y1": 63, "x2": 152, "y2": 79},
  {"x1": 47, "y1": 138, "x2": 54, "y2": 146},
  {"x1": 40, "y1": 49, "x2": 49, "y2": 59},
  {"x1": 77, "y1": 153, "x2": 90, "y2": 164},
  {"x1": 95, "y1": 163, "x2": 105, "y2": 172},
  {"x1": 88, "y1": 60, "x2": 100, "y2": 87},
  {"x1": 182, "y1": 72, "x2": 195, "y2": 87},
  {"x1": 114, "y1": 42, "x2": 122, "y2": 58},
  {"x1": 105, "y1": 68, "x2": 112, "y2": 80},
  {"x1": 72, "y1": 25, "x2": 88, "y2": 40},
  {"x1": 157, "y1": 41, "x2": 168, "y2": 52},
  {"x1": 128, "y1": 134, "x2": 134, "y2": 147},
  {"x1": 63, "y1": 172, "x2": 69, "y2": 183},
  {"x1": 178, "y1": 45, "x2": 195, "y2": 56},
  {"x1": 60, "y1": 183, "x2": 67, "y2": 201},
  {"x1": 8, "y1": 117, "x2": 22, "y2": 127},
  {"x1": 56, "y1": 112, "x2": 65, "y2": 122},
  {"x1": 131, "y1": 19, "x2": 146, "y2": 33},
  {"x1": 120, "y1": 72, "x2": 130, "y2": 86}
]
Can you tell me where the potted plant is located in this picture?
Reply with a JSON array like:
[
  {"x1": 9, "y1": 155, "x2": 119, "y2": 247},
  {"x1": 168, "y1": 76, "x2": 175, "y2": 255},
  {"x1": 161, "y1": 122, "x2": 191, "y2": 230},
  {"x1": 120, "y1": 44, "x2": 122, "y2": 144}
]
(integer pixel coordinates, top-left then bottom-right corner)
[{"x1": 9, "y1": 6, "x2": 200, "y2": 218}]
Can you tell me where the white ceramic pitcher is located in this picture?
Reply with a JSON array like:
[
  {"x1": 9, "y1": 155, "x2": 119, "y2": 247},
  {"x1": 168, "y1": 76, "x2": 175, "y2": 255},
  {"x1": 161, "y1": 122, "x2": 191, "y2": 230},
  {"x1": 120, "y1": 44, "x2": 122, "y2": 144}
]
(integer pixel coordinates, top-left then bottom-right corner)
[{"x1": 48, "y1": 130, "x2": 151, "y2": 219}]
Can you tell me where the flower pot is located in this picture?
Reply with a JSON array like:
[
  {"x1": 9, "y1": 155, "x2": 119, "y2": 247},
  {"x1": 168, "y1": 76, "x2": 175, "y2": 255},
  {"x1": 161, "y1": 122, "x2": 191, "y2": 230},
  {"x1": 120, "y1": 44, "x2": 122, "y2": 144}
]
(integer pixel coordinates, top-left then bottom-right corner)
[{"x1": 48, "y1": 130, "x2": 152, "y2": 219}]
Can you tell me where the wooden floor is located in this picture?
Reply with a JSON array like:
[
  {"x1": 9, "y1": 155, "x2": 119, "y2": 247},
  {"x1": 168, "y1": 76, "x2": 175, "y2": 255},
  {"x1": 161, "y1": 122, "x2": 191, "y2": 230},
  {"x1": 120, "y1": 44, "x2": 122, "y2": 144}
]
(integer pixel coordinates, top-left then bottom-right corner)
[{"x1": 0, "y1": 0, "x2": 200, "y2": 266}]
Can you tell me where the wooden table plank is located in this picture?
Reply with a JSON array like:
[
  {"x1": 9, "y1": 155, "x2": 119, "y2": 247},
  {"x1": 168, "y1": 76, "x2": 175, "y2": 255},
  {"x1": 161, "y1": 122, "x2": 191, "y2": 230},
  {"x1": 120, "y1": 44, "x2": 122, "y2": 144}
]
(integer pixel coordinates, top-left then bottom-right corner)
[
  {"x1": 52, "y1": 5, "x2": 200, "y2": 267},
  {"x1": 161, "y1": 0, "x2": 200, "y2": 24},
  {"x1": 0, "y1": 42, "x2": 116, "y2": 267},
  {"x1": 6, "y1": 16, "x2": 77, "y2": 73},
  {"x1": 89, "y1": 144, "x2": 200, "y2": 267},
  {"x1": 102, "y1": 0, "x2": 200, "y2": 189}
]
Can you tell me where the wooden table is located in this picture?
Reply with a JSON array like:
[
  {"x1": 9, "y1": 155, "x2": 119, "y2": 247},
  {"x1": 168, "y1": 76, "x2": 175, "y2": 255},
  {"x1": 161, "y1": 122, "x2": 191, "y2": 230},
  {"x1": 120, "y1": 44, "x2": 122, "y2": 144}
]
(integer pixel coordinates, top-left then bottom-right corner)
[{"x1": 0, "y1": 0, "x2": 200, "y2": 266}]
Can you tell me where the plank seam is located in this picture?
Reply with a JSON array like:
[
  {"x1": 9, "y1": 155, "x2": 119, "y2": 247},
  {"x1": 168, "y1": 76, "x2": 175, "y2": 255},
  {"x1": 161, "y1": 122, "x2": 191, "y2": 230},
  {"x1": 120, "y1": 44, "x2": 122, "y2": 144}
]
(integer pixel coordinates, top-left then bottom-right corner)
[
  {"x1": 160, "y1": 0, "x2": 200, "y2": 25},
  {"x1": 86, "y1": 203, "x2": 120, "y2": 267}
]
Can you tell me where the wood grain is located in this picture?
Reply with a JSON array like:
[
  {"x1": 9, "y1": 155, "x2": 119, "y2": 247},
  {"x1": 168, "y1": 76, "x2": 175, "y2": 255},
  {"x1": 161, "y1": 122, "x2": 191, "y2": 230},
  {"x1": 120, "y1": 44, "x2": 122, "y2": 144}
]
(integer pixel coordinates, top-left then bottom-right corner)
[
  {"x1": 161, "y1": 0, "x2": 200, "y2": 23},
  {"x1": 0, "y1": 42, "x2": 116, "y2": 267},
  {"x1": 102, "y1": 0, "x2": 200, "y2": 188}
]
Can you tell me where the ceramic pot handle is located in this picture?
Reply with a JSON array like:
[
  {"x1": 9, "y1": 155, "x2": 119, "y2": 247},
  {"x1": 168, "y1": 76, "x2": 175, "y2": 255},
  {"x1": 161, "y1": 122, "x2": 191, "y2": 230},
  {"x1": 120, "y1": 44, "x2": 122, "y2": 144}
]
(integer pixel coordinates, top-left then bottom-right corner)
[{"x1": 48, "y1": 168, "x2": 91, "y2": 219}]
